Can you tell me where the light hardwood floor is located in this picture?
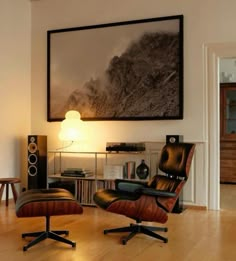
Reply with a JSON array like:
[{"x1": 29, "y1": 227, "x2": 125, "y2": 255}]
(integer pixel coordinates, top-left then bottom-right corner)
[{"x1": 0, "y1": 200, "x2": 236, "y2": 261}]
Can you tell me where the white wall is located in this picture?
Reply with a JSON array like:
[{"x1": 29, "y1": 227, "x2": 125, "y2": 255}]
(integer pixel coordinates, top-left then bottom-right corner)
[
  {"x1": 0, "y1": 0, "x2": 31, "y2": 195},
  {"x1": 31, "y1": 0, "x2": 208, "y2": 151},
  {"x1": 29, "y1": 0, "x2": 236, "y2": 207}
]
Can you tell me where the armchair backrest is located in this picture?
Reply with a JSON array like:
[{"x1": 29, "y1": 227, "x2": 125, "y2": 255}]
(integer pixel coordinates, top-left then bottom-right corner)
[
  {"x1": 158, "y1": 143, "x2": 195, "y2": 179},
  {"x1": 147, "y1": 143, "x2": 195, "y2": 212}
]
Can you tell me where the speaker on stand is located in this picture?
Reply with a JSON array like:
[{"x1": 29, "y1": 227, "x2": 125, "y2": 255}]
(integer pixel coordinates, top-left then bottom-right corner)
[
  {"x1": 166, "y1": 135, "x2": 184, "y2": 213},
  {"x1": 166, "y1": 135, "x2": 183, "y2": 144},
  {"x1": 27, "y1": 135, "x2": 47, "y2": 190}
]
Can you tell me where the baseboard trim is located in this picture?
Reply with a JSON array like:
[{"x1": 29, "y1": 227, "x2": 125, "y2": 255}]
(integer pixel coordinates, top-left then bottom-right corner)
[{"x1": 184, "y1": 205, "x2": 207, "y2": 210}]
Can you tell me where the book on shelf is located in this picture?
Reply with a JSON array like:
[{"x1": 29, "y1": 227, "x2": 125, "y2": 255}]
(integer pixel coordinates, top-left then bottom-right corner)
[
  {"x1": 61, "y1": 168, "x2": 93, "y2": 177},
  {"x1": 63, "y1": 168, "x2": 90, "y2": 172},
  {"x1": 77, "y1": 179, "x2": 115, "y2": 205},
  {"x1": 123, "y1": 161, "x2": 136, "y2": 179}
]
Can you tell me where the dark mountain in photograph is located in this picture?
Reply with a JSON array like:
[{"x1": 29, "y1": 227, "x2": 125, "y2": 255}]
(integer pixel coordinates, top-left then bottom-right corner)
[{"x1": 63, "y1": 31, "x2": 181, "y2": 119}]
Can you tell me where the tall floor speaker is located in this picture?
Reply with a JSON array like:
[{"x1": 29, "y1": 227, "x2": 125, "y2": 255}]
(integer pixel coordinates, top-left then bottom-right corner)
[{"x1": 27, "y1": 135, "x2": 47, "y2": 190}]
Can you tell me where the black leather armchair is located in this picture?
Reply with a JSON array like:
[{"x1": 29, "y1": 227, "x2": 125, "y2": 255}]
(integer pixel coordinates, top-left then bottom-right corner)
[{"x1": 93, "y1": 143, "x2": 195, "y2": 244}]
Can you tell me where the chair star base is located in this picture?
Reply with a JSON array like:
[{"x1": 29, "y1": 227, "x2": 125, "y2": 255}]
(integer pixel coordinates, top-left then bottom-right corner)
[
  {"x1": 22, "y1": 215, "x2": 76, "y2": 251},
  {"x1": 104, "y1": 222, "x2": 168, "y2": 245}
]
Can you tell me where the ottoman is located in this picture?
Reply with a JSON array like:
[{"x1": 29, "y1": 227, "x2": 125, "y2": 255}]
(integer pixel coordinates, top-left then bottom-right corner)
[{"x1": 16, "y1": 188, "x2": 83, "y2": 251}]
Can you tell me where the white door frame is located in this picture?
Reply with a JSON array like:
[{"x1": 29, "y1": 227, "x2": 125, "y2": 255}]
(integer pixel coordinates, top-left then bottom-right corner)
[{"x1": 205, "y1": 43, "x2": 236, "y2": 210}]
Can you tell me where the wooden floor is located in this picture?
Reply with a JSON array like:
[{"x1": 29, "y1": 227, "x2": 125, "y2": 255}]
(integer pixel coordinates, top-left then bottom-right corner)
[{"x1": 0, "y1": 201, "x2": 236, "y2": 261}]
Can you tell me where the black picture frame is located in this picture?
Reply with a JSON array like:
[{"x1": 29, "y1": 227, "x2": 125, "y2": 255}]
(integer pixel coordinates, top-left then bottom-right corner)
[{"x1": 47, "y1": 15, "x2": 184, "y2": 121}]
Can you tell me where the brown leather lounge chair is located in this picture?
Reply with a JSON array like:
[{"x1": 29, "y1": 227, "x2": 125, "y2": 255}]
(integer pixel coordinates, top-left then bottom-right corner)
[
  {"x1": 16, "y1": 188, "x2": 83, "y2": 251},
  {"x1": 93, "y1": 143, "x2": 195, "y2": 245}
]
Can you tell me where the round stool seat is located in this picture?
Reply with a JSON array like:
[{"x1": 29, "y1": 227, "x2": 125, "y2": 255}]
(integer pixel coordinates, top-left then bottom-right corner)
[
  {"x1": 0, "y1": 178, "x2": 21, "y2": 184},
  {"x1": 0, "y1": 178, "x2": 21, "y2": 206}
]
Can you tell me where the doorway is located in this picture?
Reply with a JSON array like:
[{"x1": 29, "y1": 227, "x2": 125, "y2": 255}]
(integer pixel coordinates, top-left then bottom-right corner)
[
  {"x1": 206, "y1": 43, "x2": 236, "y2": 210},
  {"x1": 219, "y1": 58, "x2": 236, "y2": 210}
]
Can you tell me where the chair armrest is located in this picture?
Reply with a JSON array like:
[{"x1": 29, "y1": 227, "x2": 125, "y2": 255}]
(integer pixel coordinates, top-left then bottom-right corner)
[
  {"x1": 140, "y1": 187, "x2": 176, "y2": 197},
  {"x1": 115, "y1": 179, "x2": 147, "y2": 193}
]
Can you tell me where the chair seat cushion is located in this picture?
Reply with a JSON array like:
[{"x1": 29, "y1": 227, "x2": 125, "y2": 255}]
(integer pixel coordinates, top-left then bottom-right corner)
[
  {"x1": 16, "y1": 188, "x2": 83, "y2": 217},
  {"x1": 94, "y1": 189, "x2": 168, "y2": 223}
]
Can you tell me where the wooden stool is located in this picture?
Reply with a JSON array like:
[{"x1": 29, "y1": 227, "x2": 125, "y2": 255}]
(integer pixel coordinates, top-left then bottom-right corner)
[{"x1": 0, "y1": 178, "x2": 21, "y2": 206}]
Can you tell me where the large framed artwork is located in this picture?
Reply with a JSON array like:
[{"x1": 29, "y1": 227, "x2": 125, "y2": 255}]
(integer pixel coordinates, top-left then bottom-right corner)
[{"x1": 47, "y1": 15, "x2": 184, "y2": 121}]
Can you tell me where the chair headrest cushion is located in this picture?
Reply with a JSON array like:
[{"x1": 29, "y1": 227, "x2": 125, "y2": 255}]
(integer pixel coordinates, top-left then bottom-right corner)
[{"x1": 158, "y1": 143, "x2": 195, "y2": 178}]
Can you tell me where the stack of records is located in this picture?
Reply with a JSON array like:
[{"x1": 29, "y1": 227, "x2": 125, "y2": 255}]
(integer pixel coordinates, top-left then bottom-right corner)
[{"x1": 61, "y1": 168, "x2": 93, "y2": 177}]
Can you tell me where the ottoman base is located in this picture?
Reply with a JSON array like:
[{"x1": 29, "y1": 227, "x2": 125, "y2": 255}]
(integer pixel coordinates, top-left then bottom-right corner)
[{"x1": 22, "y1": 216, "x2": 76, "y2": 251}]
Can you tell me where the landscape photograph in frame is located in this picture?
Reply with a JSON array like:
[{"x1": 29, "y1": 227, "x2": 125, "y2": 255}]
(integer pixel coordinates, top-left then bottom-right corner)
[{"x1": 47, "y1": 15, "x2": 184, "y2": 121}]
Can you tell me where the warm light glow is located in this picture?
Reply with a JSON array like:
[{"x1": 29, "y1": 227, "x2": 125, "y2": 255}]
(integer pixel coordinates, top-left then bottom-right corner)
[{"x1": 58, "y1": 110, "x2": 84, "y2": 141}]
